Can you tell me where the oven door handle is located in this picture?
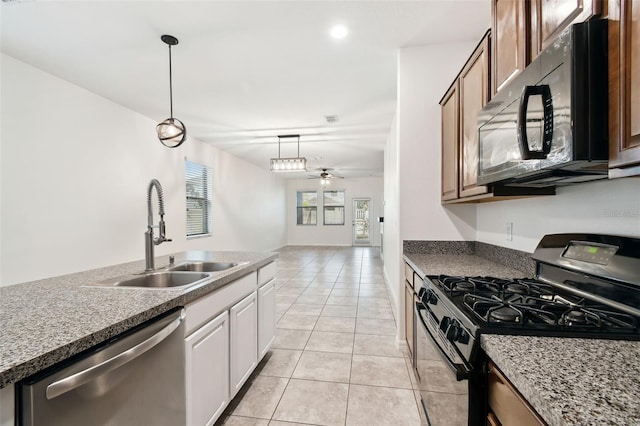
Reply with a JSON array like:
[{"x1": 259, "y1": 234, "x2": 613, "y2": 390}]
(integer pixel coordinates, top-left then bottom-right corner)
[{"x1": 415, "y1": 303, "x2": 471, "y2": 381}]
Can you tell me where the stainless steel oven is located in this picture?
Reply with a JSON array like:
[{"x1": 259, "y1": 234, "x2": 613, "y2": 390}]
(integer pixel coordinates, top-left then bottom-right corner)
[
  {"x1": 414, "y1": 233, "x2": 640, "y2": 426},
  {"x1": 414, "y1": 303, "x2": 469, "y2": 426}
]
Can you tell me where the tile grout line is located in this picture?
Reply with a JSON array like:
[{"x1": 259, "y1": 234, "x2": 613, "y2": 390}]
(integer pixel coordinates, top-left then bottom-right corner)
[{"x1": 269, "y1": 247, "x2": 396, "y2": 426}]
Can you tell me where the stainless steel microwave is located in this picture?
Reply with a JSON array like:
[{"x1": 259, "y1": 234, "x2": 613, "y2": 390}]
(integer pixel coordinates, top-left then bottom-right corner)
[{"x1": 477, "y1": 19, "x2": 609, "y2": 187}]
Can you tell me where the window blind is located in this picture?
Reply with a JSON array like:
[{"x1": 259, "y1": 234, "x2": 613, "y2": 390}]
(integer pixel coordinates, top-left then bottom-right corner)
[
  {"x1": 185, "y1": 160, "x2": 212, "y2": 236},
  {"x1": 323, "y1": 190, "x2": 345, "y2": 225},
  {"x1": 296, "y1": 191, "x2": 318, "y2": 225}
]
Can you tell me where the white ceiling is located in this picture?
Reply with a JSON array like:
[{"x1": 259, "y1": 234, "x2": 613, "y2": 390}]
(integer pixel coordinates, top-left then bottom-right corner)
[{"x1": 1, "y1": 0, "x2": 490, "y2": 179}]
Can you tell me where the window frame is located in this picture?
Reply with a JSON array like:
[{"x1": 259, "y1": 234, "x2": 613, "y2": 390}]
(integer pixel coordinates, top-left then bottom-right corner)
[
  {"x1": 185, "y1": 160, "x2": 212, "y2": 238},
  {"x1": 323, "y1": 190, "x2": 345, "y2": 226},
  {"x1": 296, "y1": 190, "x2": 318, "y2": 226}
]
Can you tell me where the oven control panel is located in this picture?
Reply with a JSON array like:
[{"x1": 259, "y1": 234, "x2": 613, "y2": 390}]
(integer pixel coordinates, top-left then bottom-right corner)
[
  {"x1": 563, "y1": 241, "x2": 618, "y2": 265},
  {"x1": 418, "y1": 281, "x2": 475, "y2": 363}
]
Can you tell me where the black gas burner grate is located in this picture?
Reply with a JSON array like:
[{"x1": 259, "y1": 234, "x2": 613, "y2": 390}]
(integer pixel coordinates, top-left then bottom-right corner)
[
  {"x1": 462, "y1": 292, "x2": 637, "y2": 330},
  {"x1": 435, "y1": 275, "x2": 556, "y2": 299}
]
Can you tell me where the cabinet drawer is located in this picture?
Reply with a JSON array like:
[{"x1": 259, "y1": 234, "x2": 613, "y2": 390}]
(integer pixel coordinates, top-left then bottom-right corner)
[
  {"x1": 488, "y1": 362, "x2": 546, "y2": 426},
  {"x1": 258, "y1": 262, "x2": 276, "y2": 286},
  {"x1": 404, "y1": 262, "x2": 419, "y2": 288},
  {"x1": 185, "y1": 271, "x2": 257, "y2": 336}
]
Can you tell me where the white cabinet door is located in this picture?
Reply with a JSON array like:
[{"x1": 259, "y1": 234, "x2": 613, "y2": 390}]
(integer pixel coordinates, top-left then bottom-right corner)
[
  {"x1": 258, "y1": 279, "x2": 276, "y2": 359},
  {"x1": 230, "y1": 291, "x2": 258, "y2": 397},
  {"x1": 185, "y1": 311, "x2": 229, "y2": 426}
]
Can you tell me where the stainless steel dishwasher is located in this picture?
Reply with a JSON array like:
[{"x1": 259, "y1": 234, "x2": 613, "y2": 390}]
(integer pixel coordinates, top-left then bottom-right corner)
[{"x1": 18, "y1": 308, "x2": 186, "y2": 426}]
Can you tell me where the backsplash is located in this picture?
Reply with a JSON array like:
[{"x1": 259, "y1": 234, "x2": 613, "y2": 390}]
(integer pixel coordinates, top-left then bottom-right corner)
[
  {"x1": 474, "y1": 242, "x2": 536, "y2": 277},
  {"x1": 403, "y1": 240, "x2": 474, "y2": 255},
  {"x1": 403, "y1": 240, "x2": 535, "y2": 276}
]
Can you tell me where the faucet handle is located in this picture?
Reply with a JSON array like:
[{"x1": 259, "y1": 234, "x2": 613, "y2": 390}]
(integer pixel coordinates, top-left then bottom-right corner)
[{"x1": 154, "y1": 236, "x2": 172, "y2": 245}]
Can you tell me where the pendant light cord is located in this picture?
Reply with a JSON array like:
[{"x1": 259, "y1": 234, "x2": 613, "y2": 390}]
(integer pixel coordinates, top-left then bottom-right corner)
[{"x1": 168, "y1": 44, "x2": 173, "y2": 118}]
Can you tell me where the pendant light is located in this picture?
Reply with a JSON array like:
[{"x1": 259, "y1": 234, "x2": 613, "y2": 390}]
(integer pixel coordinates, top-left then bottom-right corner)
[
  {"x1": 156, "y1": 34, "x2": 187, "y2": 148},
  {"x1": 270, "y1": 135, "x2": 307, "y2": 172}
]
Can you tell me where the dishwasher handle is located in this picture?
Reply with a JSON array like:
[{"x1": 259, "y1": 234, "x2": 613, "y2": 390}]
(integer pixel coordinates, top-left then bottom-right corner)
[{"x1": 46, "y1": 308, "x2": 185, "y2": 400}]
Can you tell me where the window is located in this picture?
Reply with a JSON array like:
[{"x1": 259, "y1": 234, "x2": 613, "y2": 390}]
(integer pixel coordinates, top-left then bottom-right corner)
[
  {"x1": 297, "y1": 191, "x2": 317, "y2": 225},
  {"x1": 185, "y1": 160, "x2": 212, "y2": 237},
  {"x1": 323, "y1": 190, "x2": 345, "y2": 225}
]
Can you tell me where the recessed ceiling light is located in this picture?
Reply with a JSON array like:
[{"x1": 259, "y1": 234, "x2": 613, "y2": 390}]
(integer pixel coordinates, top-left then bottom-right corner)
[{"x1": 330, "y1": 25, "x2": 348, "y2": 40}]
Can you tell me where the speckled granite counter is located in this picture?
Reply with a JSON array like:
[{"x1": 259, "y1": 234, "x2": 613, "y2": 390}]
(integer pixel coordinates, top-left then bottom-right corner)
[
  {"x1": 482, "y1": 335, "x2": 640, "y2": 426},
  {"x1": 0, "y1": 250, "x2": 277, "y2": 388},
  {"x1": 404, "y1": 253, "x2": 529, "y2": 280}
]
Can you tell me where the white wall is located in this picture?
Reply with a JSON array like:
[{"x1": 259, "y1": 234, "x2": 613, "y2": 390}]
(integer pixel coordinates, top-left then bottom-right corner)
[
  {"x1": 383, "y1": 114, "x2": 400, "y2": 317},
  {"x1": 286, "y1": 177, "x2": 383, "y2": 247},
  {"x1": 0, "y1": 54, "x2": 287, "y2": 286},
  {"x1": 385, "y1": 41, "x2": 479, "y2": 343},
  {"x1": 477, "y1": 178, "x2": 640, "y2": 252},
  {"x1": 398, "y1": 43, "x2": 478, "y2": 243}
]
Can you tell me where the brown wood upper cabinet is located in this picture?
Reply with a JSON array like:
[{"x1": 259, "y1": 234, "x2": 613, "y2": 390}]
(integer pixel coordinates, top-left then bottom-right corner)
[
  {"x1": 530, "y1": 0, "x2": 602, "y2": 60},
  {"x1": 609, "y1": 0, "x2": 640, "y2": 176},
  {"x1": 441, "y1": 32, "x2": 491, "y2": 203},
  {"x1": 441, "y1": 81, "x2": 459, "y2": 202},
  {"x1": 492, "y1": 0, "x2": 602, "y2": 97},
  {"x1": 492, "y1": 0, "x2": 528, "y2": 96},
  {"x1": 459, "y1": 34, "x2": 491, "y2": 198}
]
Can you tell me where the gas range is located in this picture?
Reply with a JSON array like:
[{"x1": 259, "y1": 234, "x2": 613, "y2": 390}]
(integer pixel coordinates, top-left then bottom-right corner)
[{"x1": 417, "y1": 234, "x2": 640, "y2": 367}]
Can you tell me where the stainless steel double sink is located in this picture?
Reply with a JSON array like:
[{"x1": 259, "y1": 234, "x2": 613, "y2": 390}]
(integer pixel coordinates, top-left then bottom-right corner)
[{"x1": 86, "y1": 261, "x2": 244, "y2": 289}]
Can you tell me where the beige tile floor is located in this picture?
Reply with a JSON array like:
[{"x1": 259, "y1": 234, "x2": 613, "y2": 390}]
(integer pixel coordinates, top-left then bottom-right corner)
[{"x1": 217, "y1": 246, "x2": 424, "y2": 426}]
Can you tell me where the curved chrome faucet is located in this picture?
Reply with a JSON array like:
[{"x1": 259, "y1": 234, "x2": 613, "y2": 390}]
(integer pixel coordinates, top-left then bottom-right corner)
[{"x1": 145, "y1": 179, "x2": 172, "y2": 271}]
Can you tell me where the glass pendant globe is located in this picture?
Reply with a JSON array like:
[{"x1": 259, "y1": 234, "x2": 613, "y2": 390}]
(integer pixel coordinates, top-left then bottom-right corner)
[{"x1": 156, "y1": 117, "x2": 186, "y2": 148}]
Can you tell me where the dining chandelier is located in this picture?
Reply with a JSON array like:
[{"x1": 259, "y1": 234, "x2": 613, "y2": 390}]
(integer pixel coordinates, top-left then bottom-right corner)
[{"x1": 270, "y1": 135, "x2": 307, "y2": 172}]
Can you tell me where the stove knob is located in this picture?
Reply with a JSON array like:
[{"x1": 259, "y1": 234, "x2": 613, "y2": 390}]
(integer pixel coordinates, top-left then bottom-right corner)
[
  {"x1": 457, "y1": 329, "x2": 470, "y2": 344},
  {"x1": 439, "y1": 316, "x2": 451, "y2": 333},
  {"x1": 424, "y1": 289, "x2": 437, "y2": 305},
  {"x1": 446, "y1": 319, "x2": 461, "y2": 342}
]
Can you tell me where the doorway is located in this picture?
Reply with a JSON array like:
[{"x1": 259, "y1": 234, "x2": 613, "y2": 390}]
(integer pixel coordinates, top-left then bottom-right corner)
[{"x1": 352, "y1": 198, "x2": 371, "y2": 246}]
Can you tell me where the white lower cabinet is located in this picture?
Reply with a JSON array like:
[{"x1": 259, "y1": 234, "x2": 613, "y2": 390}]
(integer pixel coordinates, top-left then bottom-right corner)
[
  {"x1": 229, "y1": 291, "x2": 258, "y2": 397},
  {"x1": 185, "y1": 311, "x2": 229, "y2": 426},
  {"x1": 181, "y1": 263, "x2": 275, "y2": 425},
  {"x1": 258, "y1": 278, "x2": 277, "y2": 358}
]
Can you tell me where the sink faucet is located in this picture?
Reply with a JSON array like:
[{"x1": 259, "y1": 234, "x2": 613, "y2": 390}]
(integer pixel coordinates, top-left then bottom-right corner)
[{"x1": 145, "y1": 179, "x2": 172, "y2": 271}]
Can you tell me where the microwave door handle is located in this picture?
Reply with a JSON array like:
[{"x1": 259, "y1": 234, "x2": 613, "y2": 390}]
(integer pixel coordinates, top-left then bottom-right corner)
[
  {"x1": 415, "y1": 303, "x2": 471, "y2": 381},
  {"x1": 518, "y1": 84, "x2": 554, "y2": 160}
]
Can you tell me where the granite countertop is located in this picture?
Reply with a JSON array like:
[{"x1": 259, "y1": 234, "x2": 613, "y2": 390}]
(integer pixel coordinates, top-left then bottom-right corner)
[
  {"x1": 0, "y1": 250, "x2": 277, "y2": 388},
  {"x1": 404, "y1": 253, "x2": 529, "y2": 280},
  {"x1": 404, "y1": 250, "x2": 640, "y2": 425},
  {"x1": 482, "y1": 335, "x2": 640, "y2": 426}
]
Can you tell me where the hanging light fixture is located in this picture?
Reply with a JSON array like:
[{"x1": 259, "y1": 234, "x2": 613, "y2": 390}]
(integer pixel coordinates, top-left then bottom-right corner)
[
  {"x1": 156, "y1": 34, "x2": 187, "y2": 148},
  {"x1": 270, "y1": 135, "x2": 307, "y2": 172}
]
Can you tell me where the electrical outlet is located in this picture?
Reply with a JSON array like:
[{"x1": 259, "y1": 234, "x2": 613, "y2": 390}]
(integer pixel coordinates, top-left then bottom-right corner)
[{"x1": 506, "y1": 222, "x2": 513, "y2": 241}]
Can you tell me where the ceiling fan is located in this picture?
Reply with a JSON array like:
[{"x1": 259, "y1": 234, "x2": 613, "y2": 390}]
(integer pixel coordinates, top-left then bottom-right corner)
[{"x1": 308, "y1": 168, "x2": 344, "y2": 185}]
